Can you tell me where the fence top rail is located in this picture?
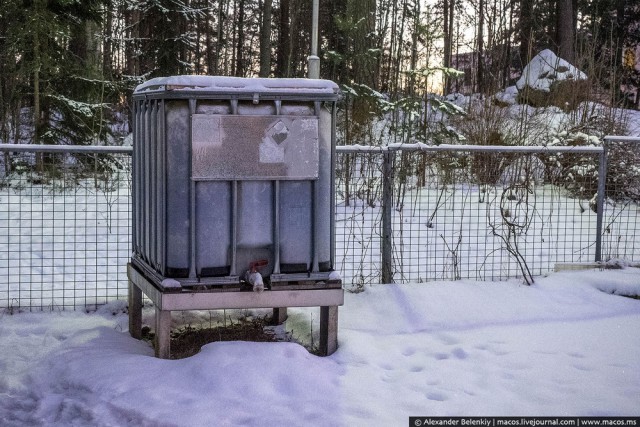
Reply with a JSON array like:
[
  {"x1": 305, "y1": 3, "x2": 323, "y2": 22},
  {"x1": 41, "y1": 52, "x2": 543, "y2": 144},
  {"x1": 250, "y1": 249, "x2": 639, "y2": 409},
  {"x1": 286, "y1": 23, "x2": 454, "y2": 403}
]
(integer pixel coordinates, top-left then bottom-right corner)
[
  {"x1": 336, "y1": 144, "x2": 387, "y2": 153},
  {"x1": 603, "y1": 135, "x2": 640, "y2": 143},
  {"x1": 0, "y1": 144, "x2": 133, "y2": 154},
  {"x1": 336, "y1": 143, "x2": 604, "y2": 154}
]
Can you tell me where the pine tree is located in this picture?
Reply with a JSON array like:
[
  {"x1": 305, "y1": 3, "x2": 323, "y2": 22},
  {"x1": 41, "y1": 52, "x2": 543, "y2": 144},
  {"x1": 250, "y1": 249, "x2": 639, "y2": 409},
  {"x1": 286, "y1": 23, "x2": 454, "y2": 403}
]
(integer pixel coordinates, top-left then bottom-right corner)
[{"x1": 0, "y1": 0, "x2": 126, "y2": 148}]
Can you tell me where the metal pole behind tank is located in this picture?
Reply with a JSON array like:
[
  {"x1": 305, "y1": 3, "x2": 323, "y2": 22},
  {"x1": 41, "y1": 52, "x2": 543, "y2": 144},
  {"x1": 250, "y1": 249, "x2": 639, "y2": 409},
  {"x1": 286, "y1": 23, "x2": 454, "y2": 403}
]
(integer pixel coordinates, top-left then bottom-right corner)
[{"x1": 308, "y1": 0, "x2": 320, "y2": 79}]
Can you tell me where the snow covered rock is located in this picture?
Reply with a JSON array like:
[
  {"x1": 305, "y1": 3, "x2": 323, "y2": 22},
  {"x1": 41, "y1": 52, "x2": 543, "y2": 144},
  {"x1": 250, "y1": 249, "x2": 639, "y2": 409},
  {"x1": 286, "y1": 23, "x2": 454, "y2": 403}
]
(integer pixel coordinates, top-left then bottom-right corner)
[
  {"x1": 444, "y1": 92, "x2": 469, "y2": 109},
  {"x1": 516, "y1": 49, "x2": 588, "y2": 110},
  {"x1": 493, "y1": 85, "x2": 518, "y2": 106}
]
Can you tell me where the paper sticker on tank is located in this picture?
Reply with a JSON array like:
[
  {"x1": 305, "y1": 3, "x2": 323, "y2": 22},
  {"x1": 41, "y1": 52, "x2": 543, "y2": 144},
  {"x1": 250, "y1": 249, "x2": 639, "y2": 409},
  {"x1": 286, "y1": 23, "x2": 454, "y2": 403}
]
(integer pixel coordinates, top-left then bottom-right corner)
[{"x1": 192, "y1": 115, "x2": 319, "y2": 180}]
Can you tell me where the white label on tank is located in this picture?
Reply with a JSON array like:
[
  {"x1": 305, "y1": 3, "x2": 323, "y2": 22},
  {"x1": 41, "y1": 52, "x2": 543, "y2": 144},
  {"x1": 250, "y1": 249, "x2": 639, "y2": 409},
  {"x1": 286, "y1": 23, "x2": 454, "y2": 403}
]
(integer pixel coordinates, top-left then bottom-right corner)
[
  {"x1": 259, "y1": 119, "x2": 287, "y2": 163},
  {"x1": 191, "y1": 115, "x2": 319, "y2": 180}
]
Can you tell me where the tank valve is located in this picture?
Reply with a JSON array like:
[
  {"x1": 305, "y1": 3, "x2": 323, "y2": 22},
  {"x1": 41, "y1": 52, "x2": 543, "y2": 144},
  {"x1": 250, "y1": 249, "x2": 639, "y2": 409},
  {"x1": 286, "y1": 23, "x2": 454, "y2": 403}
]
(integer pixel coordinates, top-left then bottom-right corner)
[
  {"x1": 246, "y1": 259, "x2": 268, "y2": 292},
  {"x1": 246, "y1": 270, "x2": 264, "y2": 292}
]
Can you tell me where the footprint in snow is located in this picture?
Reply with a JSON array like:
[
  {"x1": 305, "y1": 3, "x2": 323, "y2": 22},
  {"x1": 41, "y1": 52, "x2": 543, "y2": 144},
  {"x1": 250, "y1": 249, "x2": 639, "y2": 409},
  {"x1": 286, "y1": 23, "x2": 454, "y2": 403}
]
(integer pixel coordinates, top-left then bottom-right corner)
[
  {"x1": 426, "y1": 392, "x2": 448, "y2": 402},
  {"x1": 452, "y1": 348, "x2": 468, "y2": 359}
]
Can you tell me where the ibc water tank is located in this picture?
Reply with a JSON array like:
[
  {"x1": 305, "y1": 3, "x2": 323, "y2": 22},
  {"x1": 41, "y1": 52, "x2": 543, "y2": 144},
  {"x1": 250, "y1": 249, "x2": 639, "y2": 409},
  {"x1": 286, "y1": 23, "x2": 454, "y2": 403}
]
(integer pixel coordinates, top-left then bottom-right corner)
[{"x1": 131, "y1": 76, "x2": 340, "y2": 287}]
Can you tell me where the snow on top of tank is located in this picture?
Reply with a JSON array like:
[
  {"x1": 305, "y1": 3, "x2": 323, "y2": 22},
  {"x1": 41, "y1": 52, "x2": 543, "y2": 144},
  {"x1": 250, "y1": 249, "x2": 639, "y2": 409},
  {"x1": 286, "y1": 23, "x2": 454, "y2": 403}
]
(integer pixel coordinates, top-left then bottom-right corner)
[{"x1": 134, "y1": 75, "x2": 339, "y2": 95}]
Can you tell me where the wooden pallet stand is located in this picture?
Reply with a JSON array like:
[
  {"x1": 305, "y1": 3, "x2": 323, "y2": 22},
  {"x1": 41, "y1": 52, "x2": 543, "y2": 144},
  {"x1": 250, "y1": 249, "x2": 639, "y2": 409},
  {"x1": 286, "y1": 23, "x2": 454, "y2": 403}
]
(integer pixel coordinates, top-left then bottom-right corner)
[{"x1": 127, "y1": 264, "x2": 344, "y2": 359}]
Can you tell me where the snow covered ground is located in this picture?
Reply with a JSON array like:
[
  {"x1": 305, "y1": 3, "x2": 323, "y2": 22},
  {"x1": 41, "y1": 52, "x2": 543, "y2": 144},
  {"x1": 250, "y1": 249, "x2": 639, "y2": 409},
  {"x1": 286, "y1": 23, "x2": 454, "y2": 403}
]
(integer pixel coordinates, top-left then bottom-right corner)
[{"x1": 1, "y1": 267, "x2": 639, "y2": 426}]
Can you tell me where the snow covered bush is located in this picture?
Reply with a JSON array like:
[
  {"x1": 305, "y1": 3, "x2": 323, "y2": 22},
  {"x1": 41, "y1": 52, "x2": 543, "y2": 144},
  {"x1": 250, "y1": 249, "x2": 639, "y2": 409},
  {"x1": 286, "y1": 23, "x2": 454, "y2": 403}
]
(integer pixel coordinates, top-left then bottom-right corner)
[
  {"x1": 604, "y1": 142, "x2": 640, "y2": 202},
  {"x1": 544, "y1": 105, "x2": 640, "y2": 203},
  {"x1": 336, "y1": 151, "x2": 384, "y2": 208},
  {"x1": 416, "y1": 97, "x2": 547, "y2": 197},
  {"x1": 450, "y1": 101, "x2": 530, "y2": 189}
]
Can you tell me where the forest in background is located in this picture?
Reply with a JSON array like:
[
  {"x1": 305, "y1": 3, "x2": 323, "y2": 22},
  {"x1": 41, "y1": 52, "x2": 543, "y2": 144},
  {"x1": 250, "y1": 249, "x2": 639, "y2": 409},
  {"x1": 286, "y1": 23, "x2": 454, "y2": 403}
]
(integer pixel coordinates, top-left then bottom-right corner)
[{"x1": 0, "y1": 0, "x2": 639, "y2": 148}]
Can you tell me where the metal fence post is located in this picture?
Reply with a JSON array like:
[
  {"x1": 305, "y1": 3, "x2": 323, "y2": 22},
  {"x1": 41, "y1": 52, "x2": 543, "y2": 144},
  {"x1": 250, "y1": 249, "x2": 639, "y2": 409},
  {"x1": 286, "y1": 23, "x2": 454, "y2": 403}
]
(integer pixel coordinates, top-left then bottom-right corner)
[
  {"x1": 381, "y1": 149, "x2": 394, "y2": 283},
  {"x1": 595, "y1": 144, "x2": 607, "y2": 262}
]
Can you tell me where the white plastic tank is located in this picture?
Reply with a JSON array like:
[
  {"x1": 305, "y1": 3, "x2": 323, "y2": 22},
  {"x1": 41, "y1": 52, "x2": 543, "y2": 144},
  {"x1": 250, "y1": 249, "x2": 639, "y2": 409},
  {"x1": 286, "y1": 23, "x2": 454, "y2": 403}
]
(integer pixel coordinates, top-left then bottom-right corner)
[{"x1": 131, "y1": 76, "x2": 340, "y2": 287}]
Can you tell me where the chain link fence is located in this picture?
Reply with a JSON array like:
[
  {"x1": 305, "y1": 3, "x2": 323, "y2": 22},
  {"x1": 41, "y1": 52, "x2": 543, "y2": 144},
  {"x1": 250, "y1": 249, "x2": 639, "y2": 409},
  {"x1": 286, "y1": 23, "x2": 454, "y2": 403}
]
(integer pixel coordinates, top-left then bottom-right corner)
[
  {"x1": 0, "y1": 145, "x2": 132, "y2": 311},
  {"x1": 1, "y1": 139, "x2": 638, "y2": 309},
  {"x1": 335, "y1": 141, "x2": 640, "y2": 289}
]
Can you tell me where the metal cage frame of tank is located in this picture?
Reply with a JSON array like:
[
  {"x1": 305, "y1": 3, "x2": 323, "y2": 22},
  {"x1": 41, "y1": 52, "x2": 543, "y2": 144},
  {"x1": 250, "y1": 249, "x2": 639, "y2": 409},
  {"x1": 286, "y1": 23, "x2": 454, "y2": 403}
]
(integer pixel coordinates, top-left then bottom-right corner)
[
  {"x1": 130, "y1": 77, "x2": 340, "y2": 287},
  {"x1": 127, "y1": 76, "x2": 343, "y2": 358}
]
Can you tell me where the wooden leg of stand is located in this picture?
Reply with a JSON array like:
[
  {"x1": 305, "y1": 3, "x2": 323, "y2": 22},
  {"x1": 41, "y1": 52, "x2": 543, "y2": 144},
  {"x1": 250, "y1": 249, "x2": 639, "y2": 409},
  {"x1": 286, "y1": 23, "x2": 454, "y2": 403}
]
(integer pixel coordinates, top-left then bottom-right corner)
[
  {"x1": 319, "y1": 306, "x2": 339, "y2": 356},
  {"x1": 155, "y1": 307, "x2": 172, "y2": 359},
  {"x1": 128, "y1": 281, "x2": 143, "y2": 340}
]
